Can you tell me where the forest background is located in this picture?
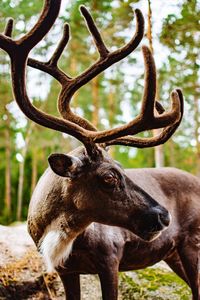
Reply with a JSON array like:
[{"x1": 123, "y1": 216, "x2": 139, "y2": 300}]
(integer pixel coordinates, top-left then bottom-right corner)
[{"x1": 0, "y1": 0, "x2": 199, "y2": 224}]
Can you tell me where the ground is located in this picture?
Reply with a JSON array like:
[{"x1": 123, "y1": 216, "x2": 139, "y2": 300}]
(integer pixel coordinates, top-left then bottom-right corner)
[{"x1": 0, "y1": 224, "x2": 191, "y2": 300}]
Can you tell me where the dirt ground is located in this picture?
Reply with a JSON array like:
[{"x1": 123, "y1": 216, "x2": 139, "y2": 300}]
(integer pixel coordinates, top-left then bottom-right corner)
[{"x1": 0, "y1": 224, "x2": 103, "y2": 300}]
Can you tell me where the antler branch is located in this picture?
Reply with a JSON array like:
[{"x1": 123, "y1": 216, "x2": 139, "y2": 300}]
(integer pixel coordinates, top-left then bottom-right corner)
[
  {"x1": 28, "y1": 22, "x2": 71, "y2": 84},
  {"x1": 4, "y1": 18, "x2": 14, "y2": 37},
  {"x1": 19, "y1": 0, "x2": 62, "y2": 53},
  {"x1": 49, "y1": 23, "x2": 70, "y2": 66},
  {"x1": 87, "y1": 46, "x2": 182, "y2": 143},
  {"x1": 0, "y1": 1, "x2": 94, "y2": 152},
  {"x1": 27, "y1": 7, "x2": 144, "y2": 130},
  {"x1": 80, "y1": 5, "x2": 109, "y2": 58},
  {"x1": 27, "y1": 6, "x2": 145, "y2": 133},
  {"x1": 0, "y1": 1, "x2": 183, "y2": 155},
  {"x1": 106, "y1": 89, "x2": 183, "y2": 147}
]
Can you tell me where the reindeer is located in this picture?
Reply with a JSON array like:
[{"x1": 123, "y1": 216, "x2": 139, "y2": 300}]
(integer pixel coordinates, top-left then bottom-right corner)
[
  {"x1": 58, "y1": 167, "x2": 200, "y2": 300},
  {"x1": 0, "y1": 1, "x2": 185, "y2": 299}
]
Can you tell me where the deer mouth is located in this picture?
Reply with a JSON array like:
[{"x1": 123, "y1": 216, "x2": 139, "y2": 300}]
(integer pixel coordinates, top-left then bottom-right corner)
[
  {"x1": 136, "y1": 230, "x2": 162, "y2": 242},
  {"x1": 129, "y1": 206, "x2": 171, "y2": 241},
  {"x1": 127, "y1": 223, "x2": 165, "y2": 242}
]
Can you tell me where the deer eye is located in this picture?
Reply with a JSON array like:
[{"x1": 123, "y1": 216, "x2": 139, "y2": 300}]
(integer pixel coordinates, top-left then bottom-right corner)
[{"x1": 103, "y1": 173, "x2": 118, "y2": 186}]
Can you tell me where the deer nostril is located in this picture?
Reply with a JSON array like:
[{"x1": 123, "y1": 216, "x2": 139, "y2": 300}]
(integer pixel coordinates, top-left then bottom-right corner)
[
  {"x1": 158, "y1": 211, "x2": 171, "y2": 227},
  {"x1": 152, "y1": 206, "x2": 171, "y2": 229}
]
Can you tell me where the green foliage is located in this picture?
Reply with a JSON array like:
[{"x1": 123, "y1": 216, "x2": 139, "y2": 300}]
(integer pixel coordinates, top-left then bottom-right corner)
[
  {"x1": 159, "y1": 0, "x2": 200, "y2": 174},
  {"x1": 0, "y1": 0, "x2": 43, "y2": 34},
  {"x1": 114, "y1": 146, "x2": 154, "y2": 168},
  {"x1": 119, "y1": 267, "x2": 191, "y2": 300}
]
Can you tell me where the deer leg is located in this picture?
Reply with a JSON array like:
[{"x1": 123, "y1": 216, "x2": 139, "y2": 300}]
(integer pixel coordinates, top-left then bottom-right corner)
[
  {"x1": 178, "y1": 244, "x2": 199, "y2": 300},
  {"x1": 164, "y1": 250, "x2": 189, "y2": 285},
  {"x1": 59, "y1": 273, "x2": 81, "y2": 300},
  {"x1": 98, "y1": 264, "x2": 119, "y2": 300}
]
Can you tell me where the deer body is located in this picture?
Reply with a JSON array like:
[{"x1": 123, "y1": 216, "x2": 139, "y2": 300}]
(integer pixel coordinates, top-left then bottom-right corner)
[{"x1": 55, "y1": 167, "x2": 200, "y2": 300}]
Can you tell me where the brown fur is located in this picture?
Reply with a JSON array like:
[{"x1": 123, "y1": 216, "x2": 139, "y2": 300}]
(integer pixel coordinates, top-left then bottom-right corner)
[
  {"x1": 55, "y1": 168, "x2": 200, "y2": 300},
  {"x1": 28, "y1": 148, "x2": 170, "y2": 248}
]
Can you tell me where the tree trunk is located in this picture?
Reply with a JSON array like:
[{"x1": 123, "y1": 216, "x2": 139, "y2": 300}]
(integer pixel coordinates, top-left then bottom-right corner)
[
  {"x1": 147, "y1": 0, "x2": 164, "y2": 168},
  {"x1": 194, "y1": 94, "x2": 200, "y2": 176},
  {"x1": 17, "y1": 159, "x2": 25, "y2": 221},
  {"x1": 108, "y1": 86, "x2": 115, "y2": 127},
  {"x1": 70, "y1": 57, "x2": 79, "y2": 111},
  {"x1": 108, "y1": 85, "x2": 115, "y2": 157},
  {"x1": 31, "y1": 151, "x2": 38, "y2": 195},
  {"x1": 92, "y1": 77, "x2": 99, "y2": 128},
  {"x1": 16, "y1": 125, "x2": 32, "y2": 221},
  {"x1": 153, "y1": 142, "x2": 164, "y2": 167},
  {"x1": 168, "y1": 139, "x2": 176, "y2": 167},
  {"x1": 4, "y1": 112, "x2": 11, "y2": 217}
]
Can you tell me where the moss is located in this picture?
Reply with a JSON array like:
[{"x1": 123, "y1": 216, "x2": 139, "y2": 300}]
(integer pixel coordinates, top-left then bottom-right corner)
[{"x1": 119, "y1": 267, "x2": 191, "y2": 300}]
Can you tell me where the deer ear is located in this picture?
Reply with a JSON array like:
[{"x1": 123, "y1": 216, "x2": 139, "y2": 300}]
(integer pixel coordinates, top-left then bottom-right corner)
[{"x1": 48, "y1": 153, "x2": 82, "y2": 178}]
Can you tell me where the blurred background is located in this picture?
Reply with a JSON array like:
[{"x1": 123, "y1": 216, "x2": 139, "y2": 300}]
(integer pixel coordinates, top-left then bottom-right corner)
[{"x1": 0, "y1": 0, "x2": 199, "y2": 225}]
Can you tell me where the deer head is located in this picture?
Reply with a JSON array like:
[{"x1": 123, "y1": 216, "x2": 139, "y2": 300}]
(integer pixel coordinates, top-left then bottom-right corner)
[{"x1": 0, "y1": 0, "x2": 183, "y2": 254}]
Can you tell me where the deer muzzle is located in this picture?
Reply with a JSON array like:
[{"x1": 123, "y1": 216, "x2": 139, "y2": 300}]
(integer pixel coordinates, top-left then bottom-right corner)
[{"x1": 129, "y1": 205, "x2": 171, "y2": 242}]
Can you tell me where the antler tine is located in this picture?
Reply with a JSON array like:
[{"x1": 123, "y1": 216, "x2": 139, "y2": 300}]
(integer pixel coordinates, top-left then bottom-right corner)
[
  {"x1": 155, "y1": 101, "x2": 165, "y2": 114},
  {"x1": 19, "y1": 0, "x2": 62, "y2": 53},
  {"x1": 49, "y1": 23, "x2": 70, "y2": 66},
  {"x1": 4, "y1": 18, "x2": 14, "y2": 37},
  {"x1": 153, "y1": 89, "x2": 181, "y2": 127},
  {"x1": 139, "y1": 46, "x2": 181, "y2": 127},
  {"x1": 140, "y1": 45, "x2": 156, "y2": 119},
  {"x1": 110, "y1": 8, "x2": 144, "y2": 60},
  {"x1": 106, "y1": 89, "x2": 184, "y2": 148},
  {"x1": 80, "y1": 5, "x2": 109, "y2": 59},
  {"x1": 28, "y1": 23, "x2": 72, "y2": 84}
]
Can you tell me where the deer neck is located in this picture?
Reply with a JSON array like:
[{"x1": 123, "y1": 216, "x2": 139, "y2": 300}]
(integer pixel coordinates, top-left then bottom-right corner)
[
  {"x1": 39, "y1": 209, "x2": 91, "y2": 272},
  {"x1": 28, "y1": 173, "x2": 91, "y2": 272}
]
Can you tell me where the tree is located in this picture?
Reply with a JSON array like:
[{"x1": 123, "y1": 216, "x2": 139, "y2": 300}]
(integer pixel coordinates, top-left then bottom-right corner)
[
  {"x1": 160, "y1": 0, "x2": 200, "y2": 174},
  {"x1": 0, "y1": 0, "x2": 46, "y2": 222},
  {"x1": 0, "y1": 71, "x2": 15, "y2": 220},
  {"x1": 146, "y1": 0, "x2": 164, "y2": 167}
]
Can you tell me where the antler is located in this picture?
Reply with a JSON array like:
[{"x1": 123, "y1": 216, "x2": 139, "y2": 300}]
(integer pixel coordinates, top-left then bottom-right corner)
[
  {"x1": 106, "y1": 89, "x2": 183, "y2": 148},
  {"x1": 0, "y1": 0, "x2": 183, "y2": 156},
  {"x1": 28, "y1": 5, "x2": 145, "y2": 132}
]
